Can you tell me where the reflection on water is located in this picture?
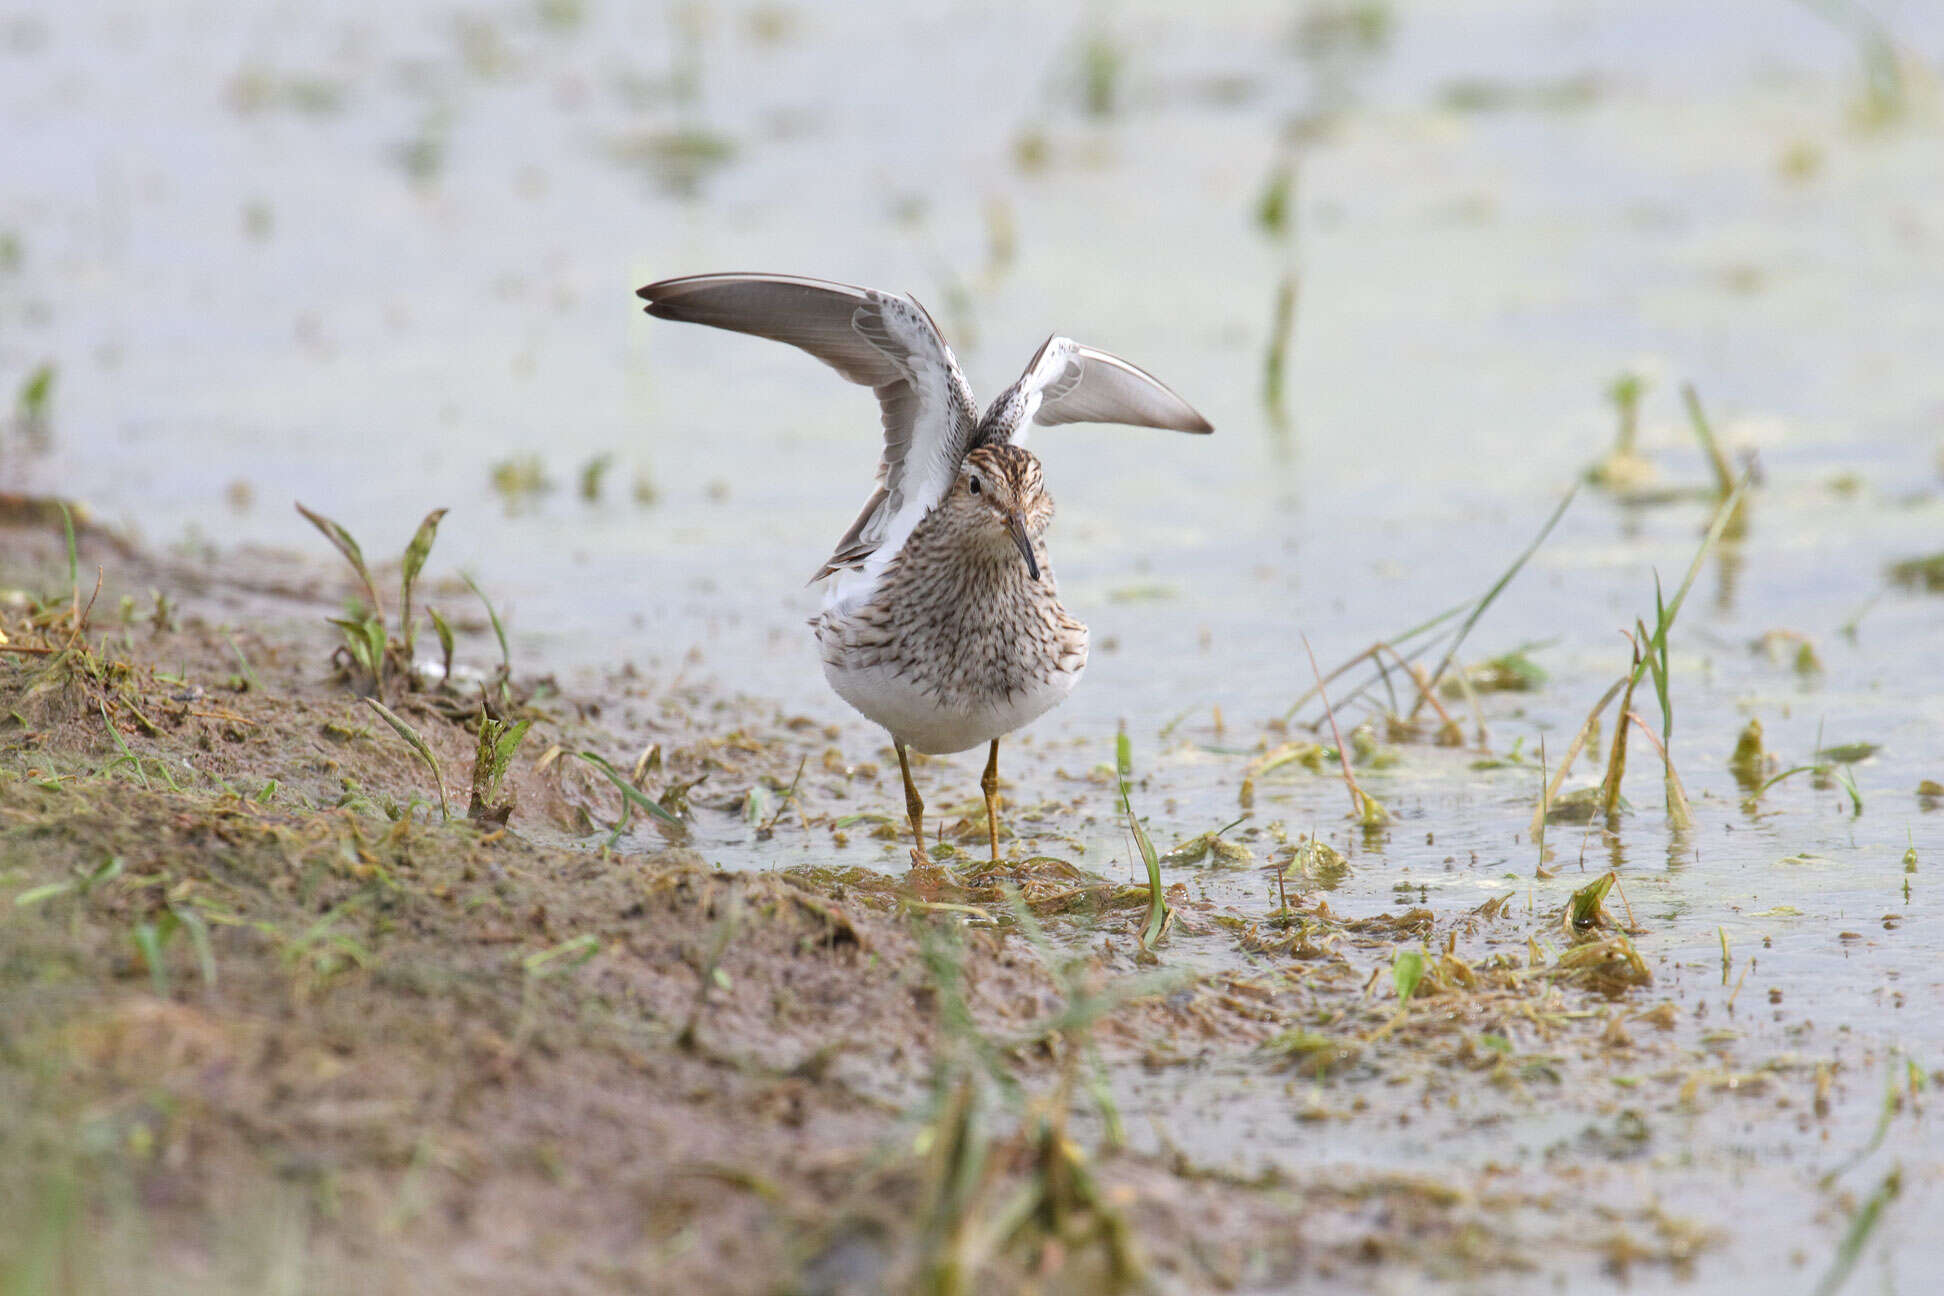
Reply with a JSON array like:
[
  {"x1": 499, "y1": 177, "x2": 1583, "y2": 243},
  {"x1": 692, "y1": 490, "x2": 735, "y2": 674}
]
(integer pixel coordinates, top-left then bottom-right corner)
[{"x1": 5, "y1": 1, "x2": 1942, "y2": 1287}]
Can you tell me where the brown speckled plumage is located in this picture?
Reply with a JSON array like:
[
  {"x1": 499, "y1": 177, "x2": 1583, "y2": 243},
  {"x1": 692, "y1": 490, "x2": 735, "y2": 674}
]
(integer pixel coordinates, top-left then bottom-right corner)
[
  {"x1": 813, "y1": 444, "x2": 1087, "y2": 716},
  {"x1": 635, "y1": 272, "x2": 1210, "y2": 862}
]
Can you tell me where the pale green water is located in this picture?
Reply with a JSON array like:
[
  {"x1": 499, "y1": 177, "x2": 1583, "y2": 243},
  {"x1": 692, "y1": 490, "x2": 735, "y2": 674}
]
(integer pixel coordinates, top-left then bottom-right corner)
[{"x1": 4, "y1": 1, "x2": 1942, "y2": 1288}]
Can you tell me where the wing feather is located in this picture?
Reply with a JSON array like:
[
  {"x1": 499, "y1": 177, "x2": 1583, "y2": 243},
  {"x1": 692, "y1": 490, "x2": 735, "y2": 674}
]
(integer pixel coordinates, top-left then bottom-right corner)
[
  {"x1": 637, "y1": 273, "x2": 978, "y2": 579},
  {"x1": 1028, "y1": 336, "x2": 1213, "y2": 433},
  {"x1": 975, "y1": 334, "x2": 1212, "y2": 446}
]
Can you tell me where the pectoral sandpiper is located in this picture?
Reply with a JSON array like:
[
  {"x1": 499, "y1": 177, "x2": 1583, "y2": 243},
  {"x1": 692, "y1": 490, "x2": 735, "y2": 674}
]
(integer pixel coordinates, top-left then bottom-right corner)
[{"x1": 635, "y1": 273, "x2": 1212, "y2": 864}]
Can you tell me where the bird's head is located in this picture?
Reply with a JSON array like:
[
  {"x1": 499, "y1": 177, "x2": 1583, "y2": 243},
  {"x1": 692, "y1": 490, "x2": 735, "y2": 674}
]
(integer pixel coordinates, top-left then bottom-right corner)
[{"x1": 955, "y1": 444, "x2": 1052, "y2": 580}]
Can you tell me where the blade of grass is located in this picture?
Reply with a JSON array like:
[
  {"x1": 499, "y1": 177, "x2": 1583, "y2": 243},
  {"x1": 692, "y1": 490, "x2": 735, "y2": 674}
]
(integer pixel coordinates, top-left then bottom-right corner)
[
  {"x1": 1409, "y1": 484, "x2": 1577, "y2": 719},
  {"x1": 132, "y1": 916, "x2": 174, "y2": 997},
  {"x1": 1115, "y1": 728, "x2": 1168, "y2": 952},
  {"x1": 1302, "y1": 634, "x2": 1385, "y2": 824},
  {"x1": 1680, "y1": 383, "x2": 1736, "y2": 498},
  {"x1": 461, "y1": 572, "x2": 510, "y2": 677},
  {"x1": 399, "y1": 507, "x2": 448, "y2": 662},
  {"x1": 98, "y1": 699, "x2": 149, "y2": 790},
  {"x1": 1812, "y1": 1166, "x2": 1901, "y2": 1296},
  {"x1": 1283, "y1": 599, "x2": 1471, "y2": 723},
  {"x1": 570, "y1": 749, "x2": 684, "y2": 828},
  {"x1": 222, "y1": 631, "x2": 262, "y2": 693},
  {"x1": 56, "y1": 500, "x2": 78, "y2": 613},
  {"x1": 172, "y1": 902, "x2": 218, "y2": 991},
  {"x1": 1263, "y1": 270, "x2": 1298, "y2": 416},
  {"x1": 1636, "y1": 477, "x2": 1748, "y2": 695},
  {"x1": 427, "y1": 606, "x2": 456, "y2": 681},
  {"x1": 296, "y1": 502, "x2": 383, "y2": 620},
  {"x1": 363, "y1": 698, "x2": 449, "y2": 821},
  {"x1": 1599, "y1": 632, "x2": 1644, "y2": 820}
]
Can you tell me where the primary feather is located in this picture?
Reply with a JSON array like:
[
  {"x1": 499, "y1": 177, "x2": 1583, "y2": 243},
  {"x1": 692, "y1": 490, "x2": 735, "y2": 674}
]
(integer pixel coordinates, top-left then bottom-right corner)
[{"x1": 636, "y1": 273, "x2": 1213, "y2": 589}]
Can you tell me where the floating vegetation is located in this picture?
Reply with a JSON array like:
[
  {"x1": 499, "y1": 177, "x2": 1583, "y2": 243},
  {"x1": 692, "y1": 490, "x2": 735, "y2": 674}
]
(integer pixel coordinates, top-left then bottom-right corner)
[
  {"x1": 1255, "y1": 160, "x2": 1296, "y2": 238},
  {"x1": 1729, "y1": 718, "x2": 1772, "y2": 791},
  {"x1": 1585, "y1": 370, "x2": 1656, "y2": 491},
  {"x1": 609, "y1": 126, "x2": 737, "y2": 195},
  {"x1": 1294, "y1": 1, "x2": 1393, "y2": 58},
  {"x1": 1276, "y1": 836, "x2": 1350, "y2": 890},
  {"x1": 1436, "y1": 73, "x2": 1599, "y2": 115},
  {"x1": 489, "y1": 455, "x2": 554, "y2": 510},
  {"x1": 393, "y1": 111, "x2": 450, "y2": 184},
  {"x1": 1076, "y1": 29, "x2": 1124, "y2": 118},
  {"x1": 578, "y1": 453, "x2": 614, "y2": 502},
  {"x1": 1752, "y1": 628, "x2": 1822, "y2": 674},
  {"x1": 1444, "y1": 646, "x2": 1547, "y2": 695},
  {"x1": 1262, "y1": 271, "x2": 1299, "y2": 420},
  {"x1": 535, "y1": 0, "x2": 585, "y2": 33},
  {"x1": 227, "y1": 67, "x2": 349, "y2": 116},
  {"x1": 1801, "y1": 0, "x2": 1915, "y2": 129},
  {"x1": 1160, "y1": 816, "x2": 1252, "y2": 867},
  {"x1": 15, "y1": 361, "x2": 54, "y2": 433},
  {"x1": 1010, "y1": 126, "x2": 1050, "y2": 174},
  {"x1": 1886, "y1": 550, "x2": 1944, "y2": 592},
  {"x1": 1260, "y1": 1027, "x2": 1361, "y2": 1077}
]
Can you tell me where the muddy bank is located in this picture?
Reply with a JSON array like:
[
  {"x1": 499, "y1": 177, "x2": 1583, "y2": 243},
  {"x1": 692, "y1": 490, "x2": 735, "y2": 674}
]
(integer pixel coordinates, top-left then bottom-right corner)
[{"x1": 0, "y1": 511, "x2": 1924, "y2": 1295}]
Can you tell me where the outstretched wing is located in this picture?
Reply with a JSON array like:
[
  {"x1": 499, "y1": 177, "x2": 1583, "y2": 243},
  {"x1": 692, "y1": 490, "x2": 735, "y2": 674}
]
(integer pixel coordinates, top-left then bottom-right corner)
[
  {"x1": 977, "y1": 334, "x2": 1213, "y2": 446},
  {"x1": 636, "y1": 273, "x2": 979, "y2": 579}
]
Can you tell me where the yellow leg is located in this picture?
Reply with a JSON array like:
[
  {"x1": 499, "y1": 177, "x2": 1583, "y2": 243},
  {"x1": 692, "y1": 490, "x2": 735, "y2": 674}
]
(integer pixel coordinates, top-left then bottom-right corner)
[
  {"x1": 896, "y1": 741, "x2": 926, "y2": 865},
  {"x1": 981, "y1": 739, "x2": 1002, "y2": 864}
]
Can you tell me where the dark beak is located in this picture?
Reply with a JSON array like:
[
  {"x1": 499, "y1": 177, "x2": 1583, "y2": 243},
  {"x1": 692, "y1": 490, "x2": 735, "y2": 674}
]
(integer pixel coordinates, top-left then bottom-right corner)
[{"x1": 1006, "y1": 511, "x2": 1040, "y2": 581}]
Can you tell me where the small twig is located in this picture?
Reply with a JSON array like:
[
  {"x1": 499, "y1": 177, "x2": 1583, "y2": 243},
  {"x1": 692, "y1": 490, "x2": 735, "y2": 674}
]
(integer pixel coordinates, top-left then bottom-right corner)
[
  {"x1": 1725, "y1": 961, "x2": 1750, "y2": 1011},
  {"x1": 1302, "y1": 634, "x2": 1365, "y2": 819},
  {"x1": 1609, "y1": 873, "x2": 1639, "y2": 930},
  {"x1": 1368, "y1": 641, "x2": 1458, "y2": 730},
  {"x1": 760, "y1": 755, "x2": 808, "y2": 834}
]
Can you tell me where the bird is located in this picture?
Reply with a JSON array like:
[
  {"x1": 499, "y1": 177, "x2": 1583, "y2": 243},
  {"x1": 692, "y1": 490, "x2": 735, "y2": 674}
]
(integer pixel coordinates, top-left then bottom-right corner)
[{"x1": 635, "y1": 272, "x2": 1212, "y2": 866}]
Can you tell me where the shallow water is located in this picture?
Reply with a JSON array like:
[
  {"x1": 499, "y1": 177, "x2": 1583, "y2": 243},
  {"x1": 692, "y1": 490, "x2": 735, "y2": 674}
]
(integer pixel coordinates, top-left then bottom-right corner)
[{"x1": 6, "y1": 0, "x2": 1942, "y2": 1288}]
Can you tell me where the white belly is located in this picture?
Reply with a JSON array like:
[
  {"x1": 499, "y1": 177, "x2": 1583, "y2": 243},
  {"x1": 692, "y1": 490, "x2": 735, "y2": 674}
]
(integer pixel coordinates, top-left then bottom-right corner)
[{"x1": 820, "y1": 647, "x2": 1083, "y2": 755}]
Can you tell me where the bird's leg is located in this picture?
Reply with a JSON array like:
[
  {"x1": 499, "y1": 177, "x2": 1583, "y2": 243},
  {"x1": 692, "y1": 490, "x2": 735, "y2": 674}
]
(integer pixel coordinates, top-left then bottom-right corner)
[
  {"x1": 981, "y1": 739, "x2": 1002, "y2": 864},
  {"x1": 896, "y1": 740, "x2": 927, "y2": 866}
]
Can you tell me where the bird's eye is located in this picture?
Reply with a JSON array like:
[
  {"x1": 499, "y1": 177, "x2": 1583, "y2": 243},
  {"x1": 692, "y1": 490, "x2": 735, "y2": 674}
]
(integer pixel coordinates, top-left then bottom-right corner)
[{"x1": 968, "y1": 477, "x2": 982, "y2": 495}]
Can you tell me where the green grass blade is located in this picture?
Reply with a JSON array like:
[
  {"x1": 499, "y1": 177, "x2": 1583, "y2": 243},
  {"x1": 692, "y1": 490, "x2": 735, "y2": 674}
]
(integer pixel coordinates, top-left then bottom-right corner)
[
  {"x1": 56, "y1": 500, "x2": 78, "y2": 605},
  {"x1": 363, "y1": 698, "x2": 449, "y2": 821},
  {"x1": 1411, "y1": 484, "x2": 1577, "y2": 718},
  {"x1": 295, "y1": 502, "x2": 382, "y2": 620},
  {"x1": 462, "y1": 572, "x2": 511, "y2": 676},
  {"x1": 571, "y1": 750, "x2": 684, "y2": 828},
  {"x1": 13, "y1": 881, "x2": 76, "y2": 907},
  {"x1": 1115, "y1": 730, "x2": 1168, "y2": 951},
  {"x1": 399, "y1": 507, "x2": 448, "y2": 659}
]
